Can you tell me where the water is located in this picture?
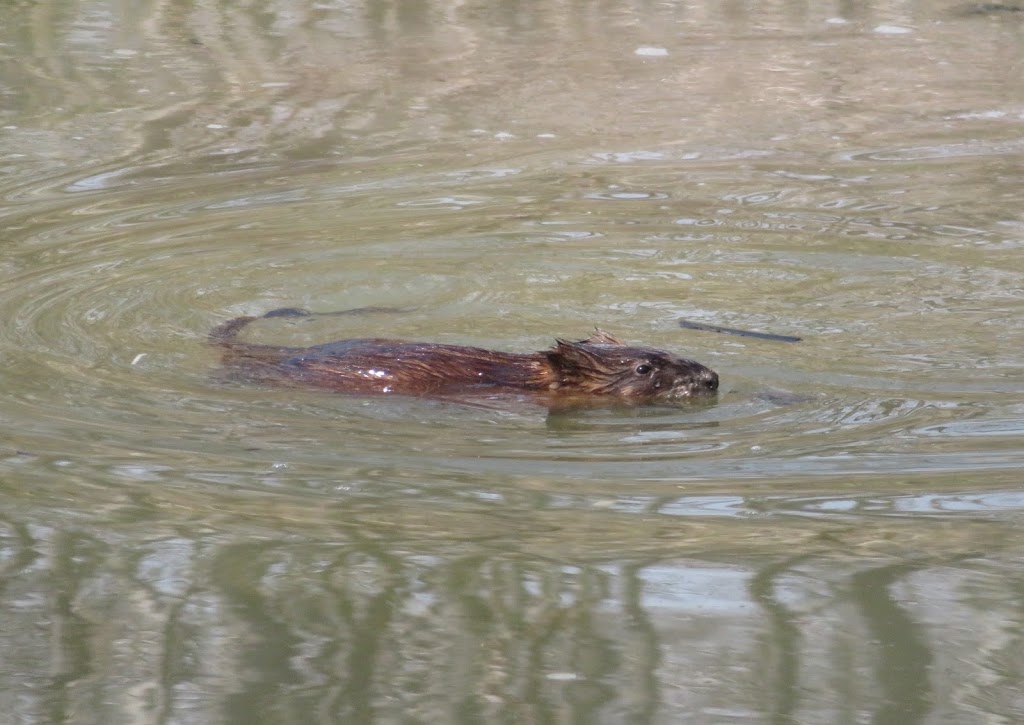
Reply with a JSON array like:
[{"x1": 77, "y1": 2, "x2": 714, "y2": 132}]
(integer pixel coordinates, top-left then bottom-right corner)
[{"x1": 2, "y1": 2, "x2": 1024, "y2": 723}]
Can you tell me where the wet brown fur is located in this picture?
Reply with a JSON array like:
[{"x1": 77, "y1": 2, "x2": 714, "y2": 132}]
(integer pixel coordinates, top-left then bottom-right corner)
[{"x1": 210, "y1": 310, "x2": 719, "y2": 403}]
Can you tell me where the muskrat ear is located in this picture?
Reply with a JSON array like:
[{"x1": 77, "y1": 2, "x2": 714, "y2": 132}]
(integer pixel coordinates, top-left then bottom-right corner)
[
  {"x1": 548, "y1": 339, "x2": 607, "y2": 377},
  {"x1": 580, "y1": 328, "x2": 625, "y2": 346}
]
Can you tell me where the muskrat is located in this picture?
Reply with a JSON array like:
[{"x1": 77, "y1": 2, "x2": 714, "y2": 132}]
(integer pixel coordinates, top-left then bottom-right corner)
[{"x1": 210, "y1": 308, "x2": 719, "y2": 404}]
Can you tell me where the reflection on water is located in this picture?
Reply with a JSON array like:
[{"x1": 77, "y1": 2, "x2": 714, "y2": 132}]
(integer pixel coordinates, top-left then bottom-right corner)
[
  {"x1": 2, "y1": 0, "x2": 1024, "y2": 722},
  {"x1": 1, "y1": 497, "x2": 1020, "y2": 723}
]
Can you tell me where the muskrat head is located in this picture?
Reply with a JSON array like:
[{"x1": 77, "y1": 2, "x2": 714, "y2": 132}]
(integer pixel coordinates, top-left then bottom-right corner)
[{"x1": 545, "y1": 330, "x2": 719, "y2": 402}]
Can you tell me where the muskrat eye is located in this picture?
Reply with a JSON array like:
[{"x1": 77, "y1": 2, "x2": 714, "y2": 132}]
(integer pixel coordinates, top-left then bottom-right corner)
[{"x1": 634, "y1": 363, "x2": 654, "y2": 375}]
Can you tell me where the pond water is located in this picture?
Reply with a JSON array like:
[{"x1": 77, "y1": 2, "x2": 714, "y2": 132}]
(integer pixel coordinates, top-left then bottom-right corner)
[{"x1": 2, "y1": 1, "x2": 1024, "y2": 723}]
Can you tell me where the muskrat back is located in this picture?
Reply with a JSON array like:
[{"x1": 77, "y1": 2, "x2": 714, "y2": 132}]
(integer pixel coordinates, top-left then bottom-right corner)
[{"x1": 210, "y1": 308, "x2": 719, "y2": 404}]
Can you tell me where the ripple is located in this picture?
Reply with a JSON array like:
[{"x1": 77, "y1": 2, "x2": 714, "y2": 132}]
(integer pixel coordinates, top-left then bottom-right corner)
[
  {"x1": 720, "y1": 190, "x2": 790, "y2": 205},
  {"x1": 583, "y1": 190, "x2": 670, "y2": 201},
  {"x1": 395, "y1": 195, "x2": 490, "y2": 209},
  {"x1": 3, "y1": 146, "x2": 1024, "y2": 501},
  {"x1": 837, "y1": 138, "x2": 1024, "y2": 162}
]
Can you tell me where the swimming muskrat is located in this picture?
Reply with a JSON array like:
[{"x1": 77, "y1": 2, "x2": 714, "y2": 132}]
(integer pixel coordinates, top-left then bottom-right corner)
[{"x1": 210, "y1": 308, "x2": 719, "y2": 404}]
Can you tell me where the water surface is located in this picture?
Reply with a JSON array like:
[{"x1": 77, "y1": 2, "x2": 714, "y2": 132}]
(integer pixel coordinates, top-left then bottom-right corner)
[{"x1": 2, "y1": 2, "x2": 1024, "y2": 723}]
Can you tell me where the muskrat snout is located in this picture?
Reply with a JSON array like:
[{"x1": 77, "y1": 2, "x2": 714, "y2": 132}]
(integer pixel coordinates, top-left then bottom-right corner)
[{"x1": 665, "y1": 360, "x2": 719, "y2": 400}]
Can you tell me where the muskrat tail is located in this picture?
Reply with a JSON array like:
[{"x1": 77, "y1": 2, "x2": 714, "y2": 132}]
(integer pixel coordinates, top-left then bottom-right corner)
[{"x1": 208, "y1": 308, "x2": 313, "y2": 347}]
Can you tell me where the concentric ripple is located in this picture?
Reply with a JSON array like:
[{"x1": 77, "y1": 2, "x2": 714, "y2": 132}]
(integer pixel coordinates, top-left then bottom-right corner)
[{"x1": 2, "y1": 144, "x2": 1024, "y2": 510}]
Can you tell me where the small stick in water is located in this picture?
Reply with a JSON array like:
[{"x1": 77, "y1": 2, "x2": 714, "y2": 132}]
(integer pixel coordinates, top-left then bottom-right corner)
[{"x1": 679, "y1": 319, "x2": 802, "y2": 343}]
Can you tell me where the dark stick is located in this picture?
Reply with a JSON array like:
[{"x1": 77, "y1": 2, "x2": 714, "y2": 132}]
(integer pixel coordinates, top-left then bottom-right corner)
[
  {"x1": 679, "y1": 319, "x2": 802, "y2": 343},
  {"x1": 263, "y1": 306, "x2": 409, "y2": 318}
]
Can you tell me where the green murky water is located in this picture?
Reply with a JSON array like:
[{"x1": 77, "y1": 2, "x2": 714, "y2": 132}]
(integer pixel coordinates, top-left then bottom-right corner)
[{"x1": 2, "y1": 2, "x2": 1023, "y2": 723}]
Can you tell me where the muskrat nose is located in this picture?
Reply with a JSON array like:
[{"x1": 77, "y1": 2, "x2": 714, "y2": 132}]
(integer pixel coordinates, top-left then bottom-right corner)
[{"x1": 703, "y1": 369, "x2": 719, "y2": 391}]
